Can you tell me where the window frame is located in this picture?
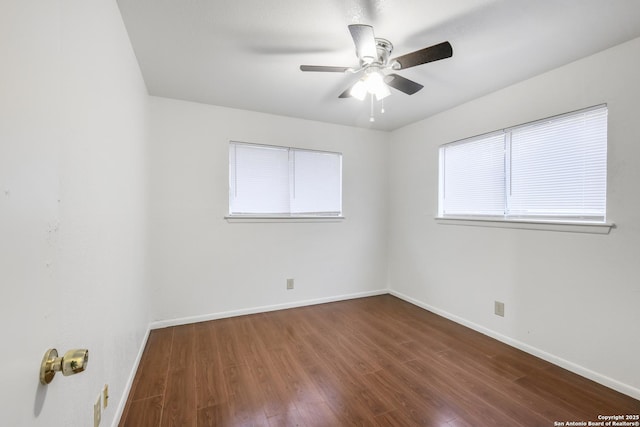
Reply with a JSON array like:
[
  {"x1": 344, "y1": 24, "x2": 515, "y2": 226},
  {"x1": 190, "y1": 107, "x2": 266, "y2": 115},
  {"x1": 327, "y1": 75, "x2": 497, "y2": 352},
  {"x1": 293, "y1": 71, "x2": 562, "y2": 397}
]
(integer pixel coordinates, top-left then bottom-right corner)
[
  {"x1": 436, "y1": 105, "x2": 614, "y2": 234},
  {"x1": 227, "y1": 141, "x2": 344, "y2": 222}
]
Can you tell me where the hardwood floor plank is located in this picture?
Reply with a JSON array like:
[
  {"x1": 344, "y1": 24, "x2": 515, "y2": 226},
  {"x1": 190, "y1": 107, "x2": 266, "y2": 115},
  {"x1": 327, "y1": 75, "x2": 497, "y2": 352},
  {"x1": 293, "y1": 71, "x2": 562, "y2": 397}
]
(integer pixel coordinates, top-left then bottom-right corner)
[
  {"x1": 434, "y1": 348, "x2": 578, "y2": 423},
  {"x1": 333, "y1": 299, "x2": 415, "y2": 345},
  {"x1": 119, "y1": 295, "x2": 640, "y2": 426},
  {"x1": 302, "y1": 331, "x2": 399, "y2": 420},
  {"x1": 120, "y1": 395, "x2": 163, "y2": 427},
  {"x1": 446, "y1": 416, "x2": 477, "y2": 427},
  {"x1": 373, "y1": 409, "x2": 414, "y2": 426},
  {"x1": 130, "y1": 327, "x2": 173, "y2": 401},
  {"x1": 515, "y1": 366, "x2": 640, "y2": 418},
  {"x1": 266, "y1": 407, "x2": 304, "y2": 427},
  {"x1": 434, "y1": 358, "x2": 552, "y2": 425},
  {"x1": 404, "y1": 357, "x2": 526, "y2": 426},
  {"x1": 303, "y1": 362, "x2": 376, "y2": 425},
  {"x1": 229, "y1": 314, "x2": 265, "y2": 364},
  {"x1": 193, "y1": 321, "x2": 217, "y2": 359},
  {"x1": 222, "y1": 363, "x2": 269, "y2": 425},
  {"x1": 542, "y1": 364, "x2": 640, "y2": 412},
  {"x1": 267, "y1": 346, "x2": 325, "y2": 405},
  {"x1": 348, "y1": 326, "x2": 417, "y2": 368},
  {"x1": 195, "y1": 360, "x2": 225, "y2": 410},
  {"x1": 196, "y1": 404, "x2": 230, "y2": 427},
  {"x1": 247, "y1": 354, "x2": 292, "y2": 418},
  {"x1": 161, "y1": 325, "x2": 197, "y2": 427},
  {"x1": 365, "y1": 368, "x2": 457, "y2": 425},
  {"x1": 194, "y1": 322, "x2": 226, "y2": 410},
  {"x1": 216, "y1": 318, "x2": 243, "y2": 369},
  {"x1": 300, "y1": 332, "x2": 392, "y2": 416},
  {"x1": 268, "y1": 306, "x2": 317, "y2": 342},
  {"x1": 300, "y1": 317, "x2": 380, "y2": 376},
  {"x1": 403, "y1": 328, "x2": 562, "y2": 424},
  {"x1": 161, "y1": 368, "x2": 197, "y2": 427},
  {"x1": 289, "y1": 401, "x2": 342, "y2": 427},
  {"x1": 248, "y1": 313, "x2": 290, "y2": 351}
]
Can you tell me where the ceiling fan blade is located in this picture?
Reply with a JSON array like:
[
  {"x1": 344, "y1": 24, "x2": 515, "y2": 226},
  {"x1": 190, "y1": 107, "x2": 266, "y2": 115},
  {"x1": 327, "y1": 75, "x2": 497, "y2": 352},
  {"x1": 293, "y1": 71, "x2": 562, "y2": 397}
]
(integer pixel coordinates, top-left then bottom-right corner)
[
  {"x1": 385, "y1": 73, "x2": 424, "y2": 95},
  {"x1": 348, "y1": 24, "x2": 377, "y2": 63},
  {"x1": 338, "y1": 86, "x2": 353, "y2": 98},
  {"x1": 391, "y1": 41, "x2": 453, "y2": 70},
  {"x1": 300, "y1": 65, "x2": 350, "y2": 72}
]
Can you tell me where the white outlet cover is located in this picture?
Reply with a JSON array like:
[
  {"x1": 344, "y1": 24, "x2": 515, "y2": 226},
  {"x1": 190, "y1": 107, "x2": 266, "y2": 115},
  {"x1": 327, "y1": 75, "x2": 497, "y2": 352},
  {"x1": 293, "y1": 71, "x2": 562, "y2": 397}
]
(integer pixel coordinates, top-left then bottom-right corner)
[{"x1": 494, "y1": 301, "x2": 505, "y2": 317}]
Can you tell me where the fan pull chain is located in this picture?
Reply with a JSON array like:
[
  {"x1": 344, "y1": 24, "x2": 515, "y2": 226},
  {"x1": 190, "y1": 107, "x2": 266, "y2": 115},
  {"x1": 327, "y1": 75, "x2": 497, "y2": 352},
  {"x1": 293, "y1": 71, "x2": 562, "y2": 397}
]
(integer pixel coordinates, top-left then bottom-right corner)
[
  {"x1": 369, "y1": 95, "x2": 375, "y2": 122},
  {"x1": 381, "y1": 98, "x2": 385, "y2": 114}
]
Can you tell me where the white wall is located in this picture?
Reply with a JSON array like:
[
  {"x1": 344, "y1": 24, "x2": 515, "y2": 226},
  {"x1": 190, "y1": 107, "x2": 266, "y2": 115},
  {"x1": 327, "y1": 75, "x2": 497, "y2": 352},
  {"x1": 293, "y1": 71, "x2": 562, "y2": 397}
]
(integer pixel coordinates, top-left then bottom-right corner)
[
  {"x1": 148, "y1": 97, "x2": 389, "y2": 323},
  {"x1": 3, "y1": 4, "x2": 638, "y2": 426},
  {"x1": 0, "y1": 1, "x2": 150, "y2": 426},
  {"x1": 388, "y1": 37, "x2": 640, "y2": 398}
]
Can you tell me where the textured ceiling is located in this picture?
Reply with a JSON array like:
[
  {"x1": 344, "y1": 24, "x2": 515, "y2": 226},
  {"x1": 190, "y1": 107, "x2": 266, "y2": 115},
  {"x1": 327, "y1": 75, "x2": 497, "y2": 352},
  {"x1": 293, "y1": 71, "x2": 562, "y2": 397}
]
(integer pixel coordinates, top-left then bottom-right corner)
[{"x1": 117, "y1": 0, "x2": 640, "y2": 131}]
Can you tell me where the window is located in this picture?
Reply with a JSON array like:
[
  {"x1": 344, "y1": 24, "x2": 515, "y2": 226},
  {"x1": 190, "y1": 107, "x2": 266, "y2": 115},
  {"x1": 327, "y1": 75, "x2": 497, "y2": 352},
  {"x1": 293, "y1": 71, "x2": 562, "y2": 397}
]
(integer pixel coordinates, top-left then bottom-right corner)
[
  {"x1": 229, "y1": 141, "x2": 342, "y2": 217},
  {"x1": 439, "y1": 105, "x2": 608, "y2": 223}
]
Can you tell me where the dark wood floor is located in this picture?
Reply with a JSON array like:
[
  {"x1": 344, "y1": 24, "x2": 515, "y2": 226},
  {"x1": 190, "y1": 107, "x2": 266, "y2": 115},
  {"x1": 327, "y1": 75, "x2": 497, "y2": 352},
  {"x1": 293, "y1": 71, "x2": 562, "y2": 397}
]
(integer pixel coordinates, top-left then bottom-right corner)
[{"x1": 119, "y1": 295, "x2": 639, "y2": 426}]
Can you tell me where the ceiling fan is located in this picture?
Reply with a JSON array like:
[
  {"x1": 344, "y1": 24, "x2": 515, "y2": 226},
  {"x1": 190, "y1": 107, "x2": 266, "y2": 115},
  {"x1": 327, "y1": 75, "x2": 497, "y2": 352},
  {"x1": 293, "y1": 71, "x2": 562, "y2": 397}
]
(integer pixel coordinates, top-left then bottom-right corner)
[{"x1": 300, "y1": 24, "x2": 453, "y2": 102}]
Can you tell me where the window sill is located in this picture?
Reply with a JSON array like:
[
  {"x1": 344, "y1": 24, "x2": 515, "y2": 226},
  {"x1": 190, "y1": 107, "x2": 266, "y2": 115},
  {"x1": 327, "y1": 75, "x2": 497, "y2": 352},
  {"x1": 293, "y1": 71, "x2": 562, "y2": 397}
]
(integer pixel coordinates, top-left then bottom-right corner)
[
  {"x1": 434, "y1": 217, "x2": 615, "y2": 234},
  {"x1": 225, "y1": 215, "x2": 345, "y2": 223}
]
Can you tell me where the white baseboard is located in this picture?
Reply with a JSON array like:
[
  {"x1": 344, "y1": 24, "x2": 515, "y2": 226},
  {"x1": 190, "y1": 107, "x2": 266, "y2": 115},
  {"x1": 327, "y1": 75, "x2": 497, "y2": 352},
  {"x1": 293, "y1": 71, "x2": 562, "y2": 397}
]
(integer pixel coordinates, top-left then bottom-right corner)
[
  {"x1": 389, "y1": 289, "x2": 640, "y2": 401},
  {"x1": 111, "y1": 327, "x2": 151, "y2": 427},
  {"x1": 149, "y1": 289, "x2": 389, "y2": 330}
]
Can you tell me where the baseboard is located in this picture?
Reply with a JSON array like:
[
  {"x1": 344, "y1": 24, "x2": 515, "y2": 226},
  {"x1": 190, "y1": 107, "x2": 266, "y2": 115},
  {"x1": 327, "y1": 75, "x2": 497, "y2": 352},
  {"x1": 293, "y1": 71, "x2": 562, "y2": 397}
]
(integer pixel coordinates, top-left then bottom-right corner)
[
  {"x1": 111, "y1": 326, "x2": 151, "y2": 427},
  {"x1": 149, "y1": 289, "x2": 389, "y2": 330},
  {"x1": 389, "y1": 289, "x2": 640, "y2": 401}
]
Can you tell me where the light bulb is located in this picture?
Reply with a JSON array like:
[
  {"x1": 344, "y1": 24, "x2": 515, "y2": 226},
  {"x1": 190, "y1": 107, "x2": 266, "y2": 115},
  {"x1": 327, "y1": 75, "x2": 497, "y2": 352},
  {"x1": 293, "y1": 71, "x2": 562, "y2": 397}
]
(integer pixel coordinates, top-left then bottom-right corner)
[
  {"x1": 364, "y1": 70, "x2": 390, "y2": 100},
  {"x1": 350, "y1": 80, "x2": 367, "y2": 101},
  {"x1": 364, "y1": 71, "x2": 384, "y2": 92}
]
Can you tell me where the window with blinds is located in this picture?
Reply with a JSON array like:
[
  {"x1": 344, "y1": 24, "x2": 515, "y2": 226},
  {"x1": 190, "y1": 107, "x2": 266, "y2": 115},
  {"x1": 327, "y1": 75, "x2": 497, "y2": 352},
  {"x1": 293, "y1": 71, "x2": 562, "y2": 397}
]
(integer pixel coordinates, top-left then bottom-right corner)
[
  {"x1": 438, "y1": 105, "x2": 608, "y2": 223},
  {"x1": 229, "y1": 141, "x2": 342, "y2": 217}
]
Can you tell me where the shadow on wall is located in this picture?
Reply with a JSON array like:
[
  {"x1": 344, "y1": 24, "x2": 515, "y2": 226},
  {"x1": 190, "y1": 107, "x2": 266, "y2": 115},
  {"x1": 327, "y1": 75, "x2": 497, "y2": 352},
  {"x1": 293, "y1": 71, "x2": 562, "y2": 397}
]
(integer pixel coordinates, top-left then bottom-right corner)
[{"x1": 34, "y1": 381, "x2": 47, "y2": 417}]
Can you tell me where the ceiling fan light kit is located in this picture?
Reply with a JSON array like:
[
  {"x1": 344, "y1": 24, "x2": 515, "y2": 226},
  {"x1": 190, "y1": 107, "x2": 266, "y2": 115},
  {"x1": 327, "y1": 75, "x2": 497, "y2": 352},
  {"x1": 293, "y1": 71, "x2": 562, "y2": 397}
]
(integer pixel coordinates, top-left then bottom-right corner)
[
  {"x1": 350, "y1": 67, "x2": 391, "y2": 101},
  {"x1": 300, "y1": 24, "x2": 453, "y2": 122}
]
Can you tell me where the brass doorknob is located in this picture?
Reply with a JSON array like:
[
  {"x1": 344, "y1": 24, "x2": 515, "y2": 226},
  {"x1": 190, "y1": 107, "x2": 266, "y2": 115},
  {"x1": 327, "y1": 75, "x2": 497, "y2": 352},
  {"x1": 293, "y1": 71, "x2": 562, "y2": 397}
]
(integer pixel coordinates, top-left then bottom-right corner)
[{"x1": 40, "y1": 348, "x2": 89, "y2": 385}]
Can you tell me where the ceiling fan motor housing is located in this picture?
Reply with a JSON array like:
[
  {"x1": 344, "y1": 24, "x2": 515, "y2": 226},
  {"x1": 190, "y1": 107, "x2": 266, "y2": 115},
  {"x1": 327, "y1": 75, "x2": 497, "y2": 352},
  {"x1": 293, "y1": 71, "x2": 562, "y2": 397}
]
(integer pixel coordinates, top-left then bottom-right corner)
[{"x1": 368, "y1": 38, "x2": 393, "y2": 67}]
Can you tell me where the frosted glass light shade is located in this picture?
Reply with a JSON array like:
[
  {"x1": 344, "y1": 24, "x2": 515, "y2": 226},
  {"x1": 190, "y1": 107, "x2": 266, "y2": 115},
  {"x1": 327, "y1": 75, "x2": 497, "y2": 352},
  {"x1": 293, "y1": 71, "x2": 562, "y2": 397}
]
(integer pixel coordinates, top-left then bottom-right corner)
[{"x1": 350, "y1": 80, "x2": 367, "y2": 100}]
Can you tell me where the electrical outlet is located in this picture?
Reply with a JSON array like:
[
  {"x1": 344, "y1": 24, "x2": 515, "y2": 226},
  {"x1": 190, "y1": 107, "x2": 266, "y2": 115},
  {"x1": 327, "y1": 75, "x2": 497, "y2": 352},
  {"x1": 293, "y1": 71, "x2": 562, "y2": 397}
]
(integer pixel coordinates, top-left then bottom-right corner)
[
  {"x1": 494, "y1": 301, "x2": 505, "y2": 317},
  {"x1": 93, "y1": 394, "x2": 102, "y2": 427},
  {"x1": 286, "y1": 278, "x2": 294, "y2": 290},
  {"x1": 103, "y1": 384, "x2": 109, "y2": 409}
]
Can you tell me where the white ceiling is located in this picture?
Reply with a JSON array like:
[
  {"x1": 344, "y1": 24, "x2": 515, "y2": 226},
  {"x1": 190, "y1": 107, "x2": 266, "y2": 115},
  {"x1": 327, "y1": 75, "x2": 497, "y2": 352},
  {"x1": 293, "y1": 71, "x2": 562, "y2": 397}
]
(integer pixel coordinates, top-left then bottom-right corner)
[{"x1": 116, "y1": 0, "x2": 640, "y2": 131}]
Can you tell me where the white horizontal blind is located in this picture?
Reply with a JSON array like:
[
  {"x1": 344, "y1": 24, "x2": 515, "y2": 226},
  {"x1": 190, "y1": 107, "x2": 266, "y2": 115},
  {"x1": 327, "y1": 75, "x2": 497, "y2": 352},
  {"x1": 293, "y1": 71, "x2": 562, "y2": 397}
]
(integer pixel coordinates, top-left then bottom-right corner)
[
  {"x1": 230, "y1": 143, "x2": 290, "y2": 214},
  {"x1": 229, "y1": 142, "x2": 342, "y2": 216},
  {"x1": 291, "y1": 149, "x2": 342, "y2": 214},
  {"x1": 438, "y1": 105, "x2": 607, "y2": 223},
  {"x1": 508, "y1": 106, "x2": 607, "y2": 221},
  {"x1": 439, "y1": 133, "x2": 506, "y2": 216}
]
